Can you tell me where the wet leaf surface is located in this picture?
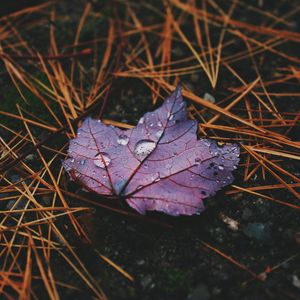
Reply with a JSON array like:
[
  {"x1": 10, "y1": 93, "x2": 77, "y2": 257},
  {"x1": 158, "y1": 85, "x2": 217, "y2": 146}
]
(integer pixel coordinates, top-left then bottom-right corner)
[{"x1": 64, "y1": 85, "x2": 239, "y2": 216}]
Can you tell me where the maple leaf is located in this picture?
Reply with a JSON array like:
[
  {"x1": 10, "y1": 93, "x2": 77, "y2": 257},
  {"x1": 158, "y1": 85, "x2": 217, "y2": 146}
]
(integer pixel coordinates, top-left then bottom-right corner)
[{"x1": 63, "y1": 85, "x2": 240, "y2": 216}]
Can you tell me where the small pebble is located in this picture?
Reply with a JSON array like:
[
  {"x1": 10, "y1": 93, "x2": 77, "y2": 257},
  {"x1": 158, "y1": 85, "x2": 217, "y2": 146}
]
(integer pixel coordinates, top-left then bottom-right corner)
[
  {"x1": 25, "y1": 154, "x2": 35, "y2": 161},
  {"x1": 203, "y1": 93, "x2": 215, "y2": 103},
  {"x1": 219, "y1": 213, "x2": 239, "y2": 231},
  {"x1": 243, "y1": 223, "x2": 270, "y2": 240},
  {"x1": 292, "y1": 275, "x2": 300, "y2": 289}
]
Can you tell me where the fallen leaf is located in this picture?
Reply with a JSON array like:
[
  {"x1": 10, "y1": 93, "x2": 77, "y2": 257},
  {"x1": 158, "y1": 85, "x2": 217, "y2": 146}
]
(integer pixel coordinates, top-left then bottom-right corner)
[{"x1": 63, "y1": 85, "x2": 240, "y2": 216}]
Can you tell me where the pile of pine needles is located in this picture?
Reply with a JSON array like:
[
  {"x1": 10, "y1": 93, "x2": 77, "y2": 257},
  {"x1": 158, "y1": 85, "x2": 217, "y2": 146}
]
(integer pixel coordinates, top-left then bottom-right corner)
[{"x1": 0, "y1": 1, "x2": 299, "y2": 299}]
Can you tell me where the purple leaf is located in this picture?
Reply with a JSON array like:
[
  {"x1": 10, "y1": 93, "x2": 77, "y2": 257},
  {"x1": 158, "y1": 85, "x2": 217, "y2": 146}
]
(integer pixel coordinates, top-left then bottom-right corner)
[{"x1": 63, "y1": 85, "x2": 240, "y2": 216}]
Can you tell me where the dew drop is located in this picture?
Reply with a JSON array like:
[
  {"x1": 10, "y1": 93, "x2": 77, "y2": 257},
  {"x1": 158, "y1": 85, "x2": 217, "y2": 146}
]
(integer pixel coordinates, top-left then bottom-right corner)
[
  {"x1": 94, "y1": 153, "x2": 111, "y2": 168},
  {"x1": 79, "y1": 159, "x2": 85, "y2": 165},
  {"x1": 157, "y1": 121, "x2": 162, "y2": 127},
  {"x1": 114, "y1": 179, "x2": 127, "y2": 194},
  {"x1": 195, "y1": 158, "x2": 201, "y2": 165},
  {"x1": 218, "y1": 165, "x2": 224, "y2": 170},
  {"x1": 150, "y1": 174, "x2": 155, "y2": 180},
  {"x1": 166, "y1": 163, "x2": 172, "y2": 169},
  {"x1": 169, "y1": 114, "x2": 174, "y2": 120},
  {"x1": 134, "y1": 140, "x2": 156, "y2": 160},
  {"x1": 70, "y1": 158, "x2": 75, "y2": 163},
  {"x1": 155, "y1": 130, "x2": 163, "y2": 138},
  {"x1": 117, "y1": 134, "x2": 129, "y2": 145}
]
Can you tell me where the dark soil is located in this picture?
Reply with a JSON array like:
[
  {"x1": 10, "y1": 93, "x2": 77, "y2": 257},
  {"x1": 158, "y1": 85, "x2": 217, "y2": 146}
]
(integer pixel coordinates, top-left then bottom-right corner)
[{"x1": 1, "y1": 1, "x2": 300, "y2": 300}]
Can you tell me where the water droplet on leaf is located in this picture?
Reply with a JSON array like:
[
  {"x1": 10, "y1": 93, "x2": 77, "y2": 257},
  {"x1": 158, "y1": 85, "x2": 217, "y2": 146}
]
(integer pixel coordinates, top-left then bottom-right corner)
[
  {"x1": 155, "y1": 130, "x2": 163, "y2": 138},
  {"x1": 195, "y1": 158, "x2": 201, "y2": 164},
  {"x1": 134, "y1": 140, "x2": 156, "y2": 160},
  {"x1": 94, "y1": 153, "x2": 111, "y2": 168},
  {"x1": 117, "y1": 135, "x2": 129, "y2": 145}
]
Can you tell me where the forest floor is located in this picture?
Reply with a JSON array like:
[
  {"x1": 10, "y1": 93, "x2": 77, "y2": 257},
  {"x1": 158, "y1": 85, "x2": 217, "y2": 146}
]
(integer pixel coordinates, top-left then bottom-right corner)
[{"x1": 0, "y1": 1, "x2": 300, "y2": 299}]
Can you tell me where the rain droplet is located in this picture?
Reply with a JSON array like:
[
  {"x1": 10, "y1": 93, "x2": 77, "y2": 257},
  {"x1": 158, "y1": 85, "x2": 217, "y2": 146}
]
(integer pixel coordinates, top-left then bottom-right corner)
[
  {"x1": 218, "y1": 165, "x2": 224, "y2": 170},
  {"x1": 70, "y1": 158, "x2": 75, "y2": 163},
  {"x1": 138, "y1": 117, "x2": 144, "y2": 124},
  {"x1": 94, "y1": 153, "x2": 111, "y2": 168},
  {"x1": 117, "y1": 135, "x2": 129, "y2": 145},
  {"x1": 157, "y1": 121, "x2": 162, "y2": 127},
  {"x1": 155, "y1": 130, "x2": 163, "y2": 138},
  {"x1": 169, "y1": 114, "x2": 174, "y2": 120},
  {"x1": 195, "y1": 158, "x2": 201, "y2": 164},
  {"x1": 150, "y1": 174, "x2": 159, "y2": 181},
  {"x1": 134, "y1": 140, "x2": 156, "y2": 160}
]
